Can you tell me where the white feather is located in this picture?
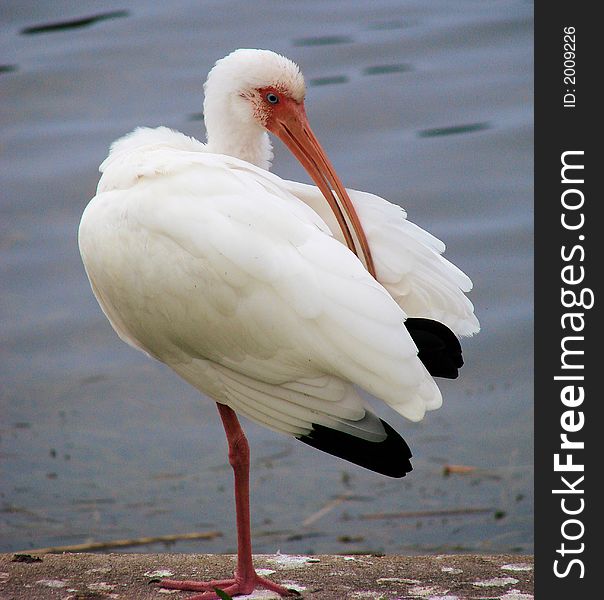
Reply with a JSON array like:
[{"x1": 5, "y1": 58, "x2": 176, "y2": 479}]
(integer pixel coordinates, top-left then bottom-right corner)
[
  {"x1": 203, "y1": 49, "x2": 305, "y2": 169},
  {"x1": 100, "y1": 127, "x2": 478, "y2": 338},
  {"x1": 79, "y1": 127, "x2": 443, "y2": 435},
  {"x1": 80, "y1": 49, "x2": 478, "y2": 442},
  {"x1": 285, "y1": 180, "x2": 480, "y2": 336}
]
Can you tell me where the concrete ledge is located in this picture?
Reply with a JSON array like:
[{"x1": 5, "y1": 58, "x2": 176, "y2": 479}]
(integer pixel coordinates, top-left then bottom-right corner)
[{"x1": 0, "y1": 552, "x2": 534, "y2": 599}]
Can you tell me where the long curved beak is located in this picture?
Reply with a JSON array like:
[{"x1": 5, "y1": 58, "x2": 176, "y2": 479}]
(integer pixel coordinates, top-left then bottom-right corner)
[{"x1": 268, "y1": 101, "x2": 376, "y2": 278}]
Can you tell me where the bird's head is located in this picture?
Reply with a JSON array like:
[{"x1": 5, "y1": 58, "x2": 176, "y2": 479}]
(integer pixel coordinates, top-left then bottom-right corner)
[
  {"x1": 204, "y1": 48, "x2": 306, "y2": 132},
  {"x1": 204, "y1": 48, "x2": 375, "y2": 276}
]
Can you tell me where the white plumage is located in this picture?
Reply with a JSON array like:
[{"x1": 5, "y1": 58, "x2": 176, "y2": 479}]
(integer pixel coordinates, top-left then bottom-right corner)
[
  {"x1": 80, "y1": 123, "x2": 477, "y2": 432},
  {"x1": 79, "y1": 47, "x2": 479, "y2": 599}
]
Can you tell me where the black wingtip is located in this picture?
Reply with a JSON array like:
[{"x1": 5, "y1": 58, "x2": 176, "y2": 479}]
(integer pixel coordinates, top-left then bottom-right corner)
[
  {"x1": 297, "y1": 419, "x2": 412, "y2": 478},
  {"x1": 405, "y1": 317, "x2": 463, "y2": 379}
]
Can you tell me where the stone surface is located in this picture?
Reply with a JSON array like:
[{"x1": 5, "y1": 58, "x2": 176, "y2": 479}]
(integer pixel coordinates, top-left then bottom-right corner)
[{"x1": 0, "y1": 553, "x2": 534, "y2": 599}]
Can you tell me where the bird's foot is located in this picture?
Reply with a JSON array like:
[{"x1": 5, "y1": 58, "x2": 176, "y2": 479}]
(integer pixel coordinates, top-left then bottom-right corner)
[{"x1": 159, "y1": 572, "x2": 299, "y2": 599}]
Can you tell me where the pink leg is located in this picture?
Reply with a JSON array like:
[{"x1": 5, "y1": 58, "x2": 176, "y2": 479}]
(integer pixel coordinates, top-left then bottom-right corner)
[{"x1": 159, "y1": 403, "x2": 297, "y2": 599}]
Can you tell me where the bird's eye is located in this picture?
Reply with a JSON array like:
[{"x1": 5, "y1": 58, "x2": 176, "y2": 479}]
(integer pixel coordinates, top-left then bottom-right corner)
[{"x1": 265, "y1": 92, "x2": 279, "y2": 104}]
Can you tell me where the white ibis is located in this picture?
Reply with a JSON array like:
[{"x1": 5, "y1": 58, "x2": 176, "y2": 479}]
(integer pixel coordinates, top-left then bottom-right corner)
[{"x1": 79, "y1": 49, "x2": 479, "y2": 599}]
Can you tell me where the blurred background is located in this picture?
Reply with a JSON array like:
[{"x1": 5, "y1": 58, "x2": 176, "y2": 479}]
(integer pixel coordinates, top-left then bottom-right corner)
[{"x1": 1, "y1": 1, "x2": 533, "y2": 556}]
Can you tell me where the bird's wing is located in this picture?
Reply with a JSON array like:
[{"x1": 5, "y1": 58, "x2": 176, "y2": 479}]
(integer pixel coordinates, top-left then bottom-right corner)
[
  {"x1": 79, "y1": 128, "x2": 441, "y2": 437},
  {"x1": 284, "y1": 180, "x2": 480, "y2": 337}
]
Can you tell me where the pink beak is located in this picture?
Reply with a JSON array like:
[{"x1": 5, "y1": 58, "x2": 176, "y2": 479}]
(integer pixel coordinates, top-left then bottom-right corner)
[{"x1": 267, "y1": 99, "x2": 376, "y2": 278}]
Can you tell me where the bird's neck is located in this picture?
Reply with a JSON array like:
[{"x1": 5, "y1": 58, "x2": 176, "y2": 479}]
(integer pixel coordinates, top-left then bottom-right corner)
[{"x1": 204, "y1": 99, "x2": 274, "y2": 170}]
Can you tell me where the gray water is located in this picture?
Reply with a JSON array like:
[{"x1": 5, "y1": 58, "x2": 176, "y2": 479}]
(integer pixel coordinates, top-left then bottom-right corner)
[{"x1": 1, "y1": 1, "x2": 533, "y2": 556}]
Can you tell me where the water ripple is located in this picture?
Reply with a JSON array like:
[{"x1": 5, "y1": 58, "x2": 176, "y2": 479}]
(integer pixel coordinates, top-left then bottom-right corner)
[
  {"x1": 418, "y1": 122, "x2": 491, "y2": 137},
  {"x1": 308, "y1": 75, "x2": 349, "y2": 87},
  {"x1": 292, "y1": 35, "x2": 353, "y2": 47},
  {"x1": 20, "y1": 10, "x2": 129, "y2": 35},
  {"x1": 363, "y1": 64, "x2": 412, "y2": 76},
  {"x1": 367, "y1": 20, "x2": 412, "y2": 31}
]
